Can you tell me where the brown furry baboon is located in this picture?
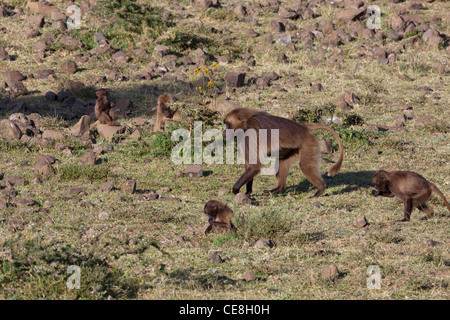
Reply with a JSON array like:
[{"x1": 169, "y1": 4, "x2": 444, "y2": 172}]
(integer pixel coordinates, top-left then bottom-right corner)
[
  {"x1": 89, "y1": 88, "x2": 120, "y2": 130},
  {"x1": 203, "y1": 200, "x2": 236, "y2": 235},
  {"x1": 223, "y1": 108, "x2": 344, "y2": 196},
  {"x1": 154, "y1": 93, "x2": 181, "y2": 132},
  {"x1": 371, "y1": 170, "x2": 450, "y2": 221}
]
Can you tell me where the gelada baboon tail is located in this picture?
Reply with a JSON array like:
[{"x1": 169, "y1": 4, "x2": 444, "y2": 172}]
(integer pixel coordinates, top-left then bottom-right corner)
[
  {"x1": 305, "y1": 123, "x2": 344, "y2": 177},
  {"x1": 430, "y1": 184, "x2": 450, "y2": 212}
]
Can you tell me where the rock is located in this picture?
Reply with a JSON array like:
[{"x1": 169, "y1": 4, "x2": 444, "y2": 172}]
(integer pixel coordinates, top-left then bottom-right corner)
[
  {"x1": 0, "y1": 6, "x2": 8, "y2": 17},
  {"x1": 0, "y1": 48, "x2": 10, "y2": 61},
  {"x1": 70, "y1": 115, "x2": 91, "y2": 137},
  {"x1": 67, "y1": 187, "x2": 84, "y2": 196},
  {"x1": 29, "y1": 14, "x2": 45, "y2": 28},
  {"x1": 185, "y1": 165, "x2": 203, "y2": 177},
  {"x1": 121, "y1": 180, "x2": 136, "y2": 194},
  {"x1": 244, "y1": 271, "x2": 257, "y2": 281},
  {"x1": 59, "y1": 36, "x2": 82, "y2": 50},
  {"x1": 262, "y1": 72, "x2": 279, "y2": 81},
  {"x1": 153, "y1": 45, "x2": 171, "y2": 58},
  {"x1": 310, "y1": 83, "x2": 323, "y2": 93},
  {"x1": 224, "y1": 72, "x2": 245, "y2": 88},
  {"x1": 335, "y1": 7, "x2": 366, "y2": 23},
  {"x1": 0, "y1": 119, "x2": 22, "y2": 139},
  {"x1": 269, "y1": 19, "x2": 285, "y2": 32},
  {"x1": 175, "y1": 170, "x2": 184, "y2": 178},
  {"x1": 3, "y1": 176, "x2": 25, "y2": 186},
  {"x1": 278, "y1": 7, "x2": 298, "y2": 20},
  {"x1": 353, "y1": 215, "x2": 369, "y2": 228},
  {"x1": 2, "y1": 70, "x2": 25, "y2": 83},
  {"x1": 27, "y1": 2, "x2": 60, "y2": 17},
  {"x1": 112, "y1": 50, "x2": 129, "y2": 63},
  {"x1": 253, "y1": 239, "x2": 274, "y2": 249},
  {"x1": 45, "y1": 91, "x2": 58, "y2": 101},
  {"x1": 61, "y1": 60, "x2": 77, "y2": 74},
  {"x1": 43, "y1": 200, "x2": 53, "y2": 208},
  {"x1": 415, "y1": 115, "x2": 446, "y2": 130},
  {"x1": 235, "y1": 193, "x2": 251, "y2": 205},
  {"x1": 96, "y1": 124, "x2": 126, "y2": 141},
  {"x1": 35, "y1": 155, "x2": 58, "y2": 165},
  {"x1": 42, "y1": 130, "x2": 64, "y2": 140},
  {"x1": 233, "y1": 4, "x2": 247, "y2": 17},
  {"x1": 390, "y1": 13, "x2": 405, "y2": 31},
  {"x1": 98, "y1": 212, "x2": 110, "y2": 220},
  {"x1": 33, "y1": 69, "x2": 55, "y2": 79},
  {"x1": 321, "y1": 264, "x2": 339, "y2": 281},
  {"x1": 343, "y1": 91, "x2": 360, "y2": 105},
  {"x1": 426, "y1": 239, "x2": 442, "y2": 247},
  {"x1": 209, "y1": 252, "x2": 224, "y2": 263},
  {"x1": 26, "y1": 28, "x2": 41, "y2": 38},
  {"x1": 8, "y1": 80, "x2": 28, "y2": 97},
  {"x1": 99, "y1": 182, "x2": 114, "y2": 192},
  {"x1": 373, "y1": 47, "x2": 388, "y2": 59},
  {"x1": 65, "y1": 80, "x2": 85, "y2": 93},
  {"x1": 36, "y1": 162, "x2": 54, "y2": 178},
  {"x1": 78, "y1": 151, "x2": 97, "y2": 165},
  {"x1": 245, "y1": 28, "x2": 259, "y2": 38}
]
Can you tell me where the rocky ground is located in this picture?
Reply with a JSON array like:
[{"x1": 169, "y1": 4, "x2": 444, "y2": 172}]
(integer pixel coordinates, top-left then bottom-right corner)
[{"x1": 0, "y1": 0, "x2": 449, "y2": 299}]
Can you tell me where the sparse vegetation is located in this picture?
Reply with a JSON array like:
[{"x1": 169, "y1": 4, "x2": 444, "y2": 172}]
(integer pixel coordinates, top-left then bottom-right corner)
[{"x1": 0, "y1": 0, "x2": 448, "y2": 301}]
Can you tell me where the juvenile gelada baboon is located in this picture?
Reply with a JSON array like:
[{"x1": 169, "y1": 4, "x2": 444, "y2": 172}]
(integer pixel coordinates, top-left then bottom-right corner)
[
  {"x1": 154, "y1": 93, "x2": 181, "y2": 132},
  {"x1": 371, "y1": 170, "x2": 450, "y2": 221},
  {"x1": 223, "y1": 108, "x2": 344, "y2": 197},
  {"x1": 89, "y1": 88, "x2": 120, "y2": 130},
  {"x1": 203, "y1": 200, "x2": 236, "y2": 235}
]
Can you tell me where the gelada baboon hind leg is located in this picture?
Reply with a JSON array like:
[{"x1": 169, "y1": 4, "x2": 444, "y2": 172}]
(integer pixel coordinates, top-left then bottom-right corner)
[
  {"x1": 269, "y1": 153, "x2": 300, "y2": 194},
  {"x1": 417, "y1": 203, "x2": 434, "y2": 220},
  {"x1": 299, "y1": 139, "x2": 326, "y2": 197}
]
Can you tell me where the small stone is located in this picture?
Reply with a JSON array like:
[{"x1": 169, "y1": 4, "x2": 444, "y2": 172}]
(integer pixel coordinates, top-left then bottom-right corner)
[
  {"x1": 99, "y1": 182, "x2": 114, "y2": 192},
  {"x1": 42, "y1": 130, "x2": 64, "y2": 140},
  {"x1": 244, "y1": 271, "x2": 257, "y2": 281},
  {"x1": 70, "y1": 115, "x2": 90, "y2": 137},
  {"x1": 209, "y1": 252, "x2": 224, "y2": 263},
  {"x1": 235, "y1": 193, "x2": 251, "y2": 205},
  {"x1": 78, "y1": 151, "x2": 97, "y2": 165},
  {"x1": 426, "y1": 239, "x2": 441, "y2": 247},
  {"x1": 67, "y1": 187, "x2": 84, "y2": 196},
  {"x1": 122, "y1": 180, "x2": 136, "y2": 194},
  {"x1": 253, "y1": 239, "x2": 274, "y2": 249},
  {"x1": 185, "y1": 164, "x2": 203, "y2": 177},
  {"x1": 175, "y1": 170, "x2": 185, "y2": 178},
  {"x1": 353, "y1": 215, "x2": 369, "y2": 228},
  {"x1": 43, "y1": 200, "x2": 53, "y2": 208},
  {"x1": 310, "y1": 83, "x2": 323, "y2": 93},
  {"x1": 36, "y1": 162, "x2": 54, "y2": 178},
  {"x1": 224, "y1": 72, "x2": 245, "y2": 88},
  {"x1": 61, "y1": 60, "x2": 77, "y2": 74},
  {"x1": 98, "y1": 212, "x2": 110, "y2": 220},
  {"x1": 321, "y1": 264, "x2": 339, "y2": 281}
]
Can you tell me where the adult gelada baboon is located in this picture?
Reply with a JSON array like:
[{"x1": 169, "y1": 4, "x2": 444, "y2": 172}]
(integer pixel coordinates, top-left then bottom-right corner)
[{"x1": 223, "y1": 108, "x2": 344, "y2": 196}]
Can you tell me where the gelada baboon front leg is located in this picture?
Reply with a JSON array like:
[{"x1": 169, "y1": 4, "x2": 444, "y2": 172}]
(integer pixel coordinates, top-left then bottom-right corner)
[
  {"x1": 401, "y1": 198, "x2": 413, "y2": 221},
  {"x1": 233, "y1": 166, "x2": 260, "y2": 194}
]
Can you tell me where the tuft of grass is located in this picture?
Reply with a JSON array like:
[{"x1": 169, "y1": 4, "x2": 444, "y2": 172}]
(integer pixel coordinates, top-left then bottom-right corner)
[
  {"x1": 234, "y1": 209, "x2": 296, "y2": 241},
  {"x1": 56, "y1": 164, "x2": 110, "y2": 181}
]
